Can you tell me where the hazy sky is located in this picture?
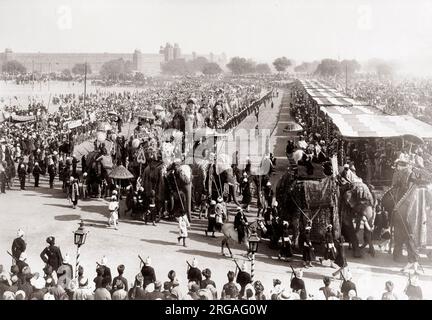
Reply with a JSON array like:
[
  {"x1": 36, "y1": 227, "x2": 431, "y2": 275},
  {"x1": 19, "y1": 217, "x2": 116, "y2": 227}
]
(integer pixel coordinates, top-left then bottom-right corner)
[{"x1": 1, "y1": 0, "x2": 432, "y2": 69}]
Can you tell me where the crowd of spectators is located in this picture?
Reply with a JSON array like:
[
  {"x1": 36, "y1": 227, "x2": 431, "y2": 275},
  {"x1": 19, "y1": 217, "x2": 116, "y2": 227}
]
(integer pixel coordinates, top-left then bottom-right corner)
[{"x1": 0, "y1": 239, "x2": 423, "y2": 300}]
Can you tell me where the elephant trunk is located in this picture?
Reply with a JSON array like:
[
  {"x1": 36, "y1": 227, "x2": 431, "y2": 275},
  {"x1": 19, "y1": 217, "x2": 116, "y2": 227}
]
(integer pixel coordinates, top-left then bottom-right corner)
[
  {"x1": 229, "y1": 184, "x2": 240, "y2": 206},
  {"x1": 185, "y1": 182, "x2": 192, "y2": 222}
]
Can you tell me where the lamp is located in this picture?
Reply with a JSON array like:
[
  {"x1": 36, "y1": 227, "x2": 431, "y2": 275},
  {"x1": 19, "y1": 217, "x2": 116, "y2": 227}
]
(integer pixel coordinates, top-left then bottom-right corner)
[
  {"x1": 248, "y1": 228, "x2": 260, "y2": 254},
  {"x1": 74, "y1": 220, "x2": 88, "y2": 246}
]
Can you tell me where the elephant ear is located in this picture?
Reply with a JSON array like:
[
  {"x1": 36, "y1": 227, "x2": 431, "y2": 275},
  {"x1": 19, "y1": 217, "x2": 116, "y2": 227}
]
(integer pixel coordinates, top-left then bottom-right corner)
[
  {"x1": 351, "y1": 182, "x2": 374, "y2": 205},
  {"x1": 177, "y1": 165, "x2": 192, "y2": 185},
  {"x1": 215, "y1": 153, "x2": 231, "y2": 175}
]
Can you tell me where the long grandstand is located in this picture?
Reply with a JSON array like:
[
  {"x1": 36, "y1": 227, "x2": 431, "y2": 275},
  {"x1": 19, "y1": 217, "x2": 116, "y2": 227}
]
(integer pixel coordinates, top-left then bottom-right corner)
[{"x1": 289, "y1": 79, "x2": 432, "y2": 189}]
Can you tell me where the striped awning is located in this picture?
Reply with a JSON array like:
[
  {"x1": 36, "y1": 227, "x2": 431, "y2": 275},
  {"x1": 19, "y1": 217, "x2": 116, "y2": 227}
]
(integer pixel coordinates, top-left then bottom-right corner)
[
  {"x1": 321, "y1": 105, "x2": 384, "y2": 116},
  {"x1": 323, "y1": 113, "x2": 432, "y2": 138},
  {"x1": 299, "y1": 79, "x2": 333, "y2": 89},
  {"x1": 305, "y1": 88, "x2": 349, "y2": 98},
  {"x1": 312, "y1": 96, "x2": 368, "y2": 106}
]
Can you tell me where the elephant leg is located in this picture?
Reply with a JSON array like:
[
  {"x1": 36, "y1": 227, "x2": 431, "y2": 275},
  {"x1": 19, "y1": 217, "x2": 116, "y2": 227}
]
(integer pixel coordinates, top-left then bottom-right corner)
[
  {"x1": 393, "y1": 223, "x2": 406, "y2": 262},
  {"x1": 169, "y1": 195, "x2": 175, "y2": 213},
  {"x1": 221, "y1": 238, "x2": 226, "y2": 255},
  {"x1": 406, "y1": 237, "x2": 419, "y2": 264},
  {"x1": 291, "y1": 216, "x2": 300, "y2": 248},
  {"x1": 225, "y1": 239, "x2": 233, "y2": 258},
  {"x1": 184, "y1": 183, "x2": 192, "y2": 222},
  {"x1": 342, "y1": 219, "x2": 362, "y2": 258},
  {"x1": 229, "y1": 184, "x2": 240, "y2": 206}
]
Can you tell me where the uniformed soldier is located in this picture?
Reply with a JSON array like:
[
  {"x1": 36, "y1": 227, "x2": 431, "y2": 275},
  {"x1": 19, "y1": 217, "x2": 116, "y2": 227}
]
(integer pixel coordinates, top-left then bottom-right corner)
[
  {"x1": 98, "y1": 256, "x2": 113, "y2": 286},
  {"x1": 32, "y1": 162, "x2": 41, "y2": 187},
  {"x1": 11, "y1": 229, "x2": 27, "y2": 263},
  {"x1": 18, "y1": 161, "x2": 26, "y2": 190},
  {"x1": 187, "y1": 258, "x2": 202, "y2": 286},
  {"x1": 48, "y1": 157, "x2": 56, "y2": 189},
  {"x1": 236, "y1": 262, "x2": 252, "y2": 298},
  {"x1": 140, "y1": 256, "x2": 156, "y2": 288},
  {"x1": 40, "y1": 236, "x2": 63, "y2": 272},
  {"x1": 234, "y1": 207, "x2": 248, "y2": 244}
]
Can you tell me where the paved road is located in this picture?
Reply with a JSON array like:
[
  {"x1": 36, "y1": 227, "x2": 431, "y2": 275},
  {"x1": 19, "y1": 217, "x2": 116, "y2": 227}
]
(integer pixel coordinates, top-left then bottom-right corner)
[{"x1": 1, "y1": 90, "x2": 432, "y2": 299}]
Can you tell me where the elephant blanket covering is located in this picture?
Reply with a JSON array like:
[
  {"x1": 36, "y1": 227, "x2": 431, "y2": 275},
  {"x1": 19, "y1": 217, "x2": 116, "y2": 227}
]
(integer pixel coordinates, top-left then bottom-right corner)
[
  {"x1": 301, "y1": 177, "x2": 340, "y2": 240},
  {"x1": 303, "y1": 177, "x2": 336, "y2": 209},
  {"x1": 395, "y1": 184, "x2": 432, "y2": 247}
]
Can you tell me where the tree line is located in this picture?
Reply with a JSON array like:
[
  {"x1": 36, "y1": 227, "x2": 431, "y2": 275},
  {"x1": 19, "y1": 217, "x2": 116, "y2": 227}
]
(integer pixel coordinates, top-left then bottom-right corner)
[{"x1": 1, "y1": 57, "x2": 395, "y2": 78}]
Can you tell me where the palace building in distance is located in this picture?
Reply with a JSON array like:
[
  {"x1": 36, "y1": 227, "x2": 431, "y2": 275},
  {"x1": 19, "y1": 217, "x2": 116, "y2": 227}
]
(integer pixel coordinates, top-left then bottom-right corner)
[{"x1": 0, "y1": 44, "x2": 227, "y2": 76}]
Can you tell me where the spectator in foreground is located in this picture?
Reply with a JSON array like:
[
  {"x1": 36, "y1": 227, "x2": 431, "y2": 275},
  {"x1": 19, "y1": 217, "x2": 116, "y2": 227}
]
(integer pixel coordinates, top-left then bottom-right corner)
[
  {"x1": 94, "y1": 277, "x2": 112, "y2": 300},
  {"x1": 221, "y1": 271, "x2": 239, "y2": 300},
  {"x1": 381, "y1": 281, "x2": 398, "y2": 300},
  {"x1": 319, "y1": 276, "x2": 339, "y2": 300},
  {"x1": 112, "y1": 264, "x2": 128, "y2": 293},
  {"x1": 405, "y1": 274, "x2": 423, "y2": 300}
]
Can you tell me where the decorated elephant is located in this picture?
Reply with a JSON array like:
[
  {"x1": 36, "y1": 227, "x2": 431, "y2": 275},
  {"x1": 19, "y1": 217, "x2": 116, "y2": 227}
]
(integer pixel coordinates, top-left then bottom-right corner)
[
  {"x1": 199, "y1": 153, "x2": 240, "y2": 206},
  {"x1": 275, "y1": 165, "x2": 375, "y2": 257},
  {"x1": 244, "y1": 155, "x2": 275, "y2": 212},
  {"x1": 382, "y1": 165, "x2": 432, "y2": 262},
  {"x1": 85, "y1": 150, "x2": 114, "y2": 197},
  {"x1": 190, "y1": 158, "x2": 210, "y2": 209},
  {"x1": 339, "y1": 180, "x2": 376, "y2": 258},
  {"x1": 142, "y1": 157, "x2": 192, "y2": 221},
  {"x1": 275, "y1": 169, "x2": 340, "y2": 250}
]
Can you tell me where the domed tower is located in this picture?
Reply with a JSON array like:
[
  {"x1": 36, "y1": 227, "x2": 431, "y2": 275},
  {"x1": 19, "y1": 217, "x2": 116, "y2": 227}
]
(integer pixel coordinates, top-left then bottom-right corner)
[
  {"x1": 133, "y1": 49, "x2": 142, "y2": 71},
  {"x1": 173, "y1": 43, "x2": 181, "y2": 60},
  {"x1": 165, "y1": 43, "x2": 174, "y2": 62}
]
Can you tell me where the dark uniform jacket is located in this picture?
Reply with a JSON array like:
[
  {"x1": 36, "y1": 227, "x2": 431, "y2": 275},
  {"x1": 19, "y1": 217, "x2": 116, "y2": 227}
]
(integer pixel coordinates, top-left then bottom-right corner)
[
  {"x1": 236, "y1": 271, "x2": 251, "y2": 297},
  {"x1": 12, "y1": 237, "x2": 26, "y2": 260},
  {"x1": 290, "y1": 277, "x2": 307, "y2": 300},
  {"x1": 234, "y1": 212, "x2": 248, "y2": 230},
  {"x1": 99, "y1": 265, "x2": 112, "y2": 285},
  {"x1": 140, "y1": 266, "x2": 156, "y2": 288},
  {"x1": 341, "y1": 280, "x2": 357, "y2": 300},
  {"x1": 40, "y1": 245, "x2": 63, "y2": 271},
  {"x1": 187, "y1": 267, "x2": 202, "y2": 285}
]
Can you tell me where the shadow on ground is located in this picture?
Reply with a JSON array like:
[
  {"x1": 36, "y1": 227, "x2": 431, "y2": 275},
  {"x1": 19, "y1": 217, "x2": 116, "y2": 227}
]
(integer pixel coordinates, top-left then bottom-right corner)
[
  {"x1": 54, "y1": 214, "x2": 81, "y2": 221},
  {"x1": 141, "y1": 239, "x2": 175, "y2": 246}
]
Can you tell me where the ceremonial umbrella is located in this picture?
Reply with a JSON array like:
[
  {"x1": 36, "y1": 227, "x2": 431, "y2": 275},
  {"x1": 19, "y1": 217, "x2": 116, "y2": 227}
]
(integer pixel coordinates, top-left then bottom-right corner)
[
  {"x1": 402, "y1": 134, "x2": 424, "y2": 145},
  {"x1": 154, "y1": 105, "x2": 164, "y2": 111},
  {"x1": 109, "y1": 165, "x2": 134, "y2": 180},
  {"x1": 108, "y1": 111, "x2": 117, "y2": 116},
  {"x1": 283, "y1": 121, "x2": 303, "y2": 132}
]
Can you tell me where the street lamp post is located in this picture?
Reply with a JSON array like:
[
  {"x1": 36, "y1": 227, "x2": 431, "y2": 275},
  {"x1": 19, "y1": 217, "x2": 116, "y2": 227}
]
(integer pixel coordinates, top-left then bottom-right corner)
[
  {"x1": 73, "y1": 220, "x2": 89, "y2": 278},
  {"x1": 248, "y1": 228, "x2": 260, "y2": 281}
]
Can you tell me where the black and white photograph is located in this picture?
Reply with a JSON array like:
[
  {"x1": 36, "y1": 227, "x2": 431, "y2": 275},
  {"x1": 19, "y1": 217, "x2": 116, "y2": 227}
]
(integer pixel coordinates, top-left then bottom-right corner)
[{"x1": 0, "y1": 0, "x2": 432, "y2": 308}]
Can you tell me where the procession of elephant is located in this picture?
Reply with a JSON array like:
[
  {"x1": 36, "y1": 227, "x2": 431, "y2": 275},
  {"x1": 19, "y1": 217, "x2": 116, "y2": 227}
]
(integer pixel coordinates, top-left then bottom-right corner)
[{"x1": 79, "y1": 122, "x2": 432, "y2": 274}]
